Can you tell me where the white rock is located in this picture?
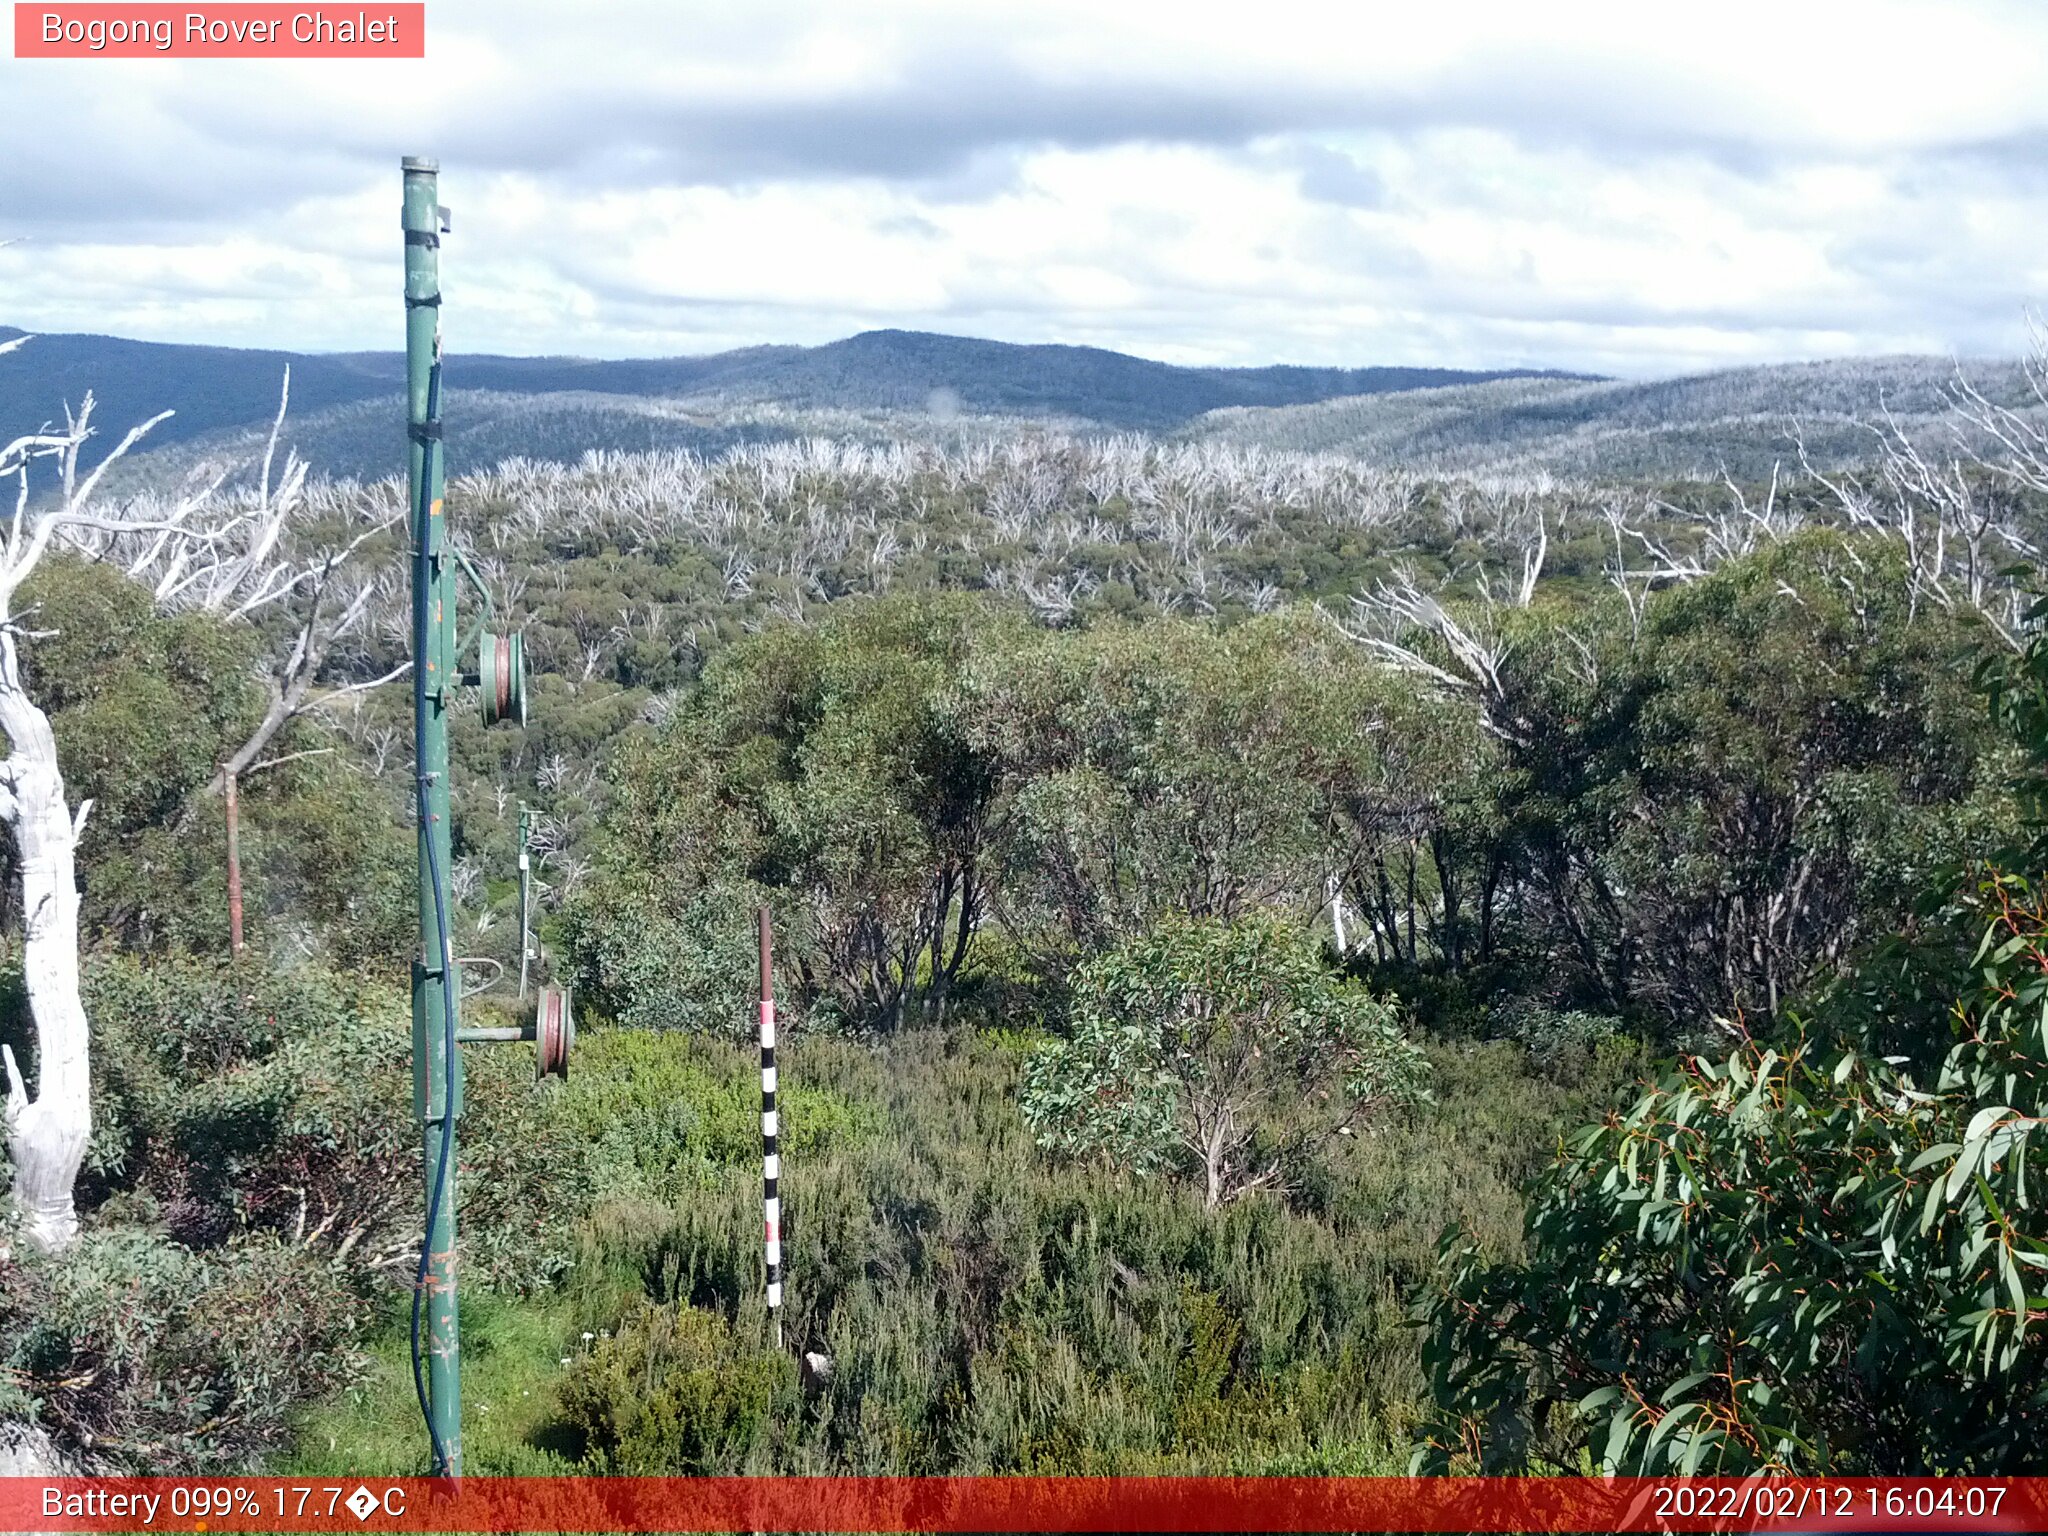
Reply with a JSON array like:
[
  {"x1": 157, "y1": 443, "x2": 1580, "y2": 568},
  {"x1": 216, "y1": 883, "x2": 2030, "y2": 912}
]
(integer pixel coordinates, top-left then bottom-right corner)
[{"x1": 0, "y1": 1420, "x2": 74, "y2": 1476}]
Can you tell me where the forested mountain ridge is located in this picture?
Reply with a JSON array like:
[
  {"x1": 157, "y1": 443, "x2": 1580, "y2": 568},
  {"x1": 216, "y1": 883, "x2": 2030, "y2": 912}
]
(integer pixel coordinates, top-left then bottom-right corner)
[
  {"x1": 18, "y1": 319, "x2": 2029, "y2": 489},
  {"x1": 0, "y1": 323, "x2": 1579, "y2": 452}
]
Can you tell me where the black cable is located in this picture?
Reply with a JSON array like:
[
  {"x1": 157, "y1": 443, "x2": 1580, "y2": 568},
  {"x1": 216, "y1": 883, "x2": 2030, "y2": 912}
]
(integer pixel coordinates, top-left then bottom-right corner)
[{"x1": 408, "y1": 350, "x2": 459, "y2": 1479}]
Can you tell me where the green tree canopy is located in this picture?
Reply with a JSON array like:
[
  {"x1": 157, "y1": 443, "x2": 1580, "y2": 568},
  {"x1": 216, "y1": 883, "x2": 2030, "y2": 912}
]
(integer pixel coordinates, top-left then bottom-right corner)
[
  {"x1": 1022, "y1": 912, "x2": 1428, "y2": 1209},
  {"x1": 0, "y1": 557, "x2": 410, "y2": 961},
  {"x1": 569, "y1": 592, "x2": 1026, "y2": 1032},
  {"x1": 1474, "y1": 533, "x2": 2007, "y2": 1031},
  {"x1": 1414, "y1": 579, "x2": 2048, "y2": 1475},
  {"x1": 960, "y1": 611, "x2": 1489, "y2": 970}
]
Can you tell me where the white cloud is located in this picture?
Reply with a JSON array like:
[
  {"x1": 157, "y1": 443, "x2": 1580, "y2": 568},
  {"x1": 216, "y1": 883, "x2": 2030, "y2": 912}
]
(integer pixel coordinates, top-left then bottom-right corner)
[{"x1": 0, "y1": 0, "x2": 2041, "y2": 374}]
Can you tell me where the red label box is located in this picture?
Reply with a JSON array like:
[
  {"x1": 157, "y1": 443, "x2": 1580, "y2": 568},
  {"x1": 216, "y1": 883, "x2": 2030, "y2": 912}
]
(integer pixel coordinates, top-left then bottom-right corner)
[
  {"x1": 13, "y1": 3, "x2": 425, "y2": 56},
  {"x1": 3, "y1": 1477, "x2": 2045, "y2": 1534}
]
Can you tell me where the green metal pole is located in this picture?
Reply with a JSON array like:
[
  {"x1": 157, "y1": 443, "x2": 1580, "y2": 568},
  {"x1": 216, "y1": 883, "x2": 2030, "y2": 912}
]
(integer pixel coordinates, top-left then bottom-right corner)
[{"x1": 403, "y1": 154, "x2": 463, "y2": 1477}]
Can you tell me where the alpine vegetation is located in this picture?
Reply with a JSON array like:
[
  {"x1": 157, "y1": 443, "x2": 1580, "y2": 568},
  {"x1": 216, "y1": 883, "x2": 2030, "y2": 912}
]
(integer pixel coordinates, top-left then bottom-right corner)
[{"x1": 1, "y1": 328, "x2": 2045, "y2": 1478}]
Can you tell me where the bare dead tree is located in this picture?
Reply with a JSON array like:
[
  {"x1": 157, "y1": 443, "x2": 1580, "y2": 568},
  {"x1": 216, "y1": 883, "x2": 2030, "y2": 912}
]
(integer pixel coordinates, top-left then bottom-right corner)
[
  {"x1": 0, "y1": 383, "x2": 299, "y2": 1251},
  {"x1": 449, "y1": 856, "x2": 483, "y2": 909},
  {"x1": 1515, "y1": 516, "x2": 1548, "y2": 607},
  {"x1": 181, "y1": 375, "x2": 408, "y2": 797},
  {"x1": 1329, "y1": 568, "x2": 1510, "y2": 701},
  {"x1": 59, "y1": 373, "x2": 408, "y2": 811},
  {"x1": 1944, "y1": 316, "x2": 2048, "y2": 500},
  {"x1": 1796, "y1": 357, "x2": 2044, "y2": 642}
]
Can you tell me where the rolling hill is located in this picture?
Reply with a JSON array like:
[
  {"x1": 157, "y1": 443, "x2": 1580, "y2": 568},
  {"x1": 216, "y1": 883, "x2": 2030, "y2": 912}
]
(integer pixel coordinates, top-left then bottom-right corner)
[
  {"x1": 0, "y1": 324, "x2": 1577, "y2": 450},
  {"x1": 5, "y1": 322, "x2": 2031, "y2": 487},
  {"x1": 1179, "y1": 355, "x2": 2036, "y2": 480}
]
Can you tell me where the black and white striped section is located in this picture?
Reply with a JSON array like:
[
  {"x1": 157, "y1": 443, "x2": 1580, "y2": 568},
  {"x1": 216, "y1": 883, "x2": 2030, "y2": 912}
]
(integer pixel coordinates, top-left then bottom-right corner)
[{"x1": 761, "y1": 993, "x2": 781, "y2": 1319}]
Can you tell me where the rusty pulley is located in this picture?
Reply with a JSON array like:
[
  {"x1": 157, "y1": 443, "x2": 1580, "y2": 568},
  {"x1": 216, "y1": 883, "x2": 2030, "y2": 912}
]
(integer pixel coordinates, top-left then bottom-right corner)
[
  {"x1": 477, "y1": 629, "x2": 527, "y2": 728},
  {"x1": 536, "y1": 984, "x2": 573, "y2": 1079}
]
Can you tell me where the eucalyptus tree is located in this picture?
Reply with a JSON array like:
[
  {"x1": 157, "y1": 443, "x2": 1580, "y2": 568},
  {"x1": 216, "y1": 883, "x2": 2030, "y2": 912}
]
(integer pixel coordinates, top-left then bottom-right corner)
[
  {"x1": 66, "y1": 374, "x2": 407, "y2": 961},
  {"x1": 958, "y1": 610, "x2": 1439, "y2": 968},
  {"x1": 203, "y1": 435, "x2": 405, "y2": 795},
  {"x1": 572, "y1": 592, "x2": 1026, "y2": 1033},
  {"x1": 1339, "y1": 526, "x2": 2009, "y2": 1032},
  {"x1": 138, "y1": 374, "x2": 407, "y2": 805},
  {"x1": 1416, "y1": 596, "x2": 2048, "y2": 1474},
  {"x1": 1021, "y1": 912, "x2": 1427, "y2": 1209}
]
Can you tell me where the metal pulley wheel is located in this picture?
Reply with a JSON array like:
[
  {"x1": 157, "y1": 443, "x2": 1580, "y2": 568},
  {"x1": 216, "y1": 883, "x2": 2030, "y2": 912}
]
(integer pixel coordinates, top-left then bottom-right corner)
[
  {"x1": 536, "y1": 984, "x2": 573, "y2": 1079},
  {"x1": 478, "y1": 629, "x2": 527, "y2": 727}
]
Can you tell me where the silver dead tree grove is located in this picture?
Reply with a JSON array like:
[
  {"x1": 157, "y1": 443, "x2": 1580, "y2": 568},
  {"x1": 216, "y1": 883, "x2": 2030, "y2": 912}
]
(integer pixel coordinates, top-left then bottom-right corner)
[{"x1": 0, "y1": 350, "x2": 373, "y2": 1251}]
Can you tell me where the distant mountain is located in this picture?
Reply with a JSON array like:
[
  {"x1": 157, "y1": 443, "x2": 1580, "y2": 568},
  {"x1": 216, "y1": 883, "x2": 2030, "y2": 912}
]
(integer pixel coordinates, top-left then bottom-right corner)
[
  {"x1": 0, "y1": 325, "x2": 1585, "y2": 454},
  {"x1": 1180, "y1": 355, "x2": 2035, "y2": 480},
  {"x1": 10, "y1": 322, "x2": 2020, "y2": 489}
]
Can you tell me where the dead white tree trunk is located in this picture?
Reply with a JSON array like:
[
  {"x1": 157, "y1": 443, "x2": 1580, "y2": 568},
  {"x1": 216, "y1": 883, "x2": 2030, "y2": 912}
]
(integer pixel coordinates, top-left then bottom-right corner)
[
  {"x1": 0, "y1": 369, "x2": 298, "y2": 1250},
  {"x1": 0, "y1": 397, "x2": 172, "y2": 1249},
  {"x1": 0, "y1": 652, "x2": 91, "y2": 1250}
]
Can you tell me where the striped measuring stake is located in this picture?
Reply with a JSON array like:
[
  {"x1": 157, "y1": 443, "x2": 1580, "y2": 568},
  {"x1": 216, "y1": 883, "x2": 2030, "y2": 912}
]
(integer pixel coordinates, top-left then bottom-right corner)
[{"x1": 758, "y1": 906, "x2": 783, "y2": 1349}]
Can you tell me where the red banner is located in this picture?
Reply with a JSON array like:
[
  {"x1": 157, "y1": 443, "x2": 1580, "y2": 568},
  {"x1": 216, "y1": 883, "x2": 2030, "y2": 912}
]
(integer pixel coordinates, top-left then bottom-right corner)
[
  {"x1": 0, "y1": 1477, "x2": 2042, "y2": 1533},
  {"x1": 12, "y1": 4, "x2": 425, "y2": 58}
]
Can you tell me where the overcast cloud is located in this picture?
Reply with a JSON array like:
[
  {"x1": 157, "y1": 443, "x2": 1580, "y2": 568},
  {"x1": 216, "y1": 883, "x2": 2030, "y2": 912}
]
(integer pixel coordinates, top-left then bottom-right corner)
[{"x1": 2, "y1": 0, "x2": 2043, "y2": 375}]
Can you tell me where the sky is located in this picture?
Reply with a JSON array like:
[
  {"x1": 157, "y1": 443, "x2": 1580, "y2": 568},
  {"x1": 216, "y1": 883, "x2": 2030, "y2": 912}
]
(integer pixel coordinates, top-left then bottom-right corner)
[{"x1": 2, "y1": 0, "x2": 2044, "y2": 377}]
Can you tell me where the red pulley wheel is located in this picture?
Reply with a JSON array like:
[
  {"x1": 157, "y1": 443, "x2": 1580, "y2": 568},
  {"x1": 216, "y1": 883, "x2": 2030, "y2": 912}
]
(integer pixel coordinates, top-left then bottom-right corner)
[
  {"x1": 536, "y1": 985, "x2": 573, "y2": 1079},
  {"x1": 493, "y1": 634, "x2": 512, "y2": 723},
  {"x1": 478, "y1": 630, "x2": 527, "y2": 728}
]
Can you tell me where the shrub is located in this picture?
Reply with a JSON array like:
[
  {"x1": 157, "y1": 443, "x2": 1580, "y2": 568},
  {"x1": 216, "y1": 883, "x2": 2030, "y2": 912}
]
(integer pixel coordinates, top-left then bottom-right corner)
[
  {"x1": 1021, "y1": 913, "x2": 1428, "y2": 1208},
  {"x1": 556, "y1": 1301, "x2": 797, "y2": 1473},
  {"x1": 1484, "y1": 996, "x2": 1626, "y2": 1078},
  {"x1": 1, "y1": 1227, "x2": 364, "y2": 1469},
  {"x1": 76, "y1": 954, "x2": 416, "y2": 1259},
  {"x1": 569, "y1": 594, "x2": 1023, "y2": 1034},
  {"x1": 1414, "y1": 599, "x2": 2048, "y2": 1476},
  {"x1": 1416, "y1": 979, "x2": 2047, "y2": 1474},
  {"x1": 56, "y1": 956, "x2": 589, "y2": 1293}
]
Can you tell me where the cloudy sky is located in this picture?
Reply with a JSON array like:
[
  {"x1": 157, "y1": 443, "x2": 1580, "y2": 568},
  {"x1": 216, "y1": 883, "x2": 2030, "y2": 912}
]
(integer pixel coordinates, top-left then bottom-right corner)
[{"x1": 2, "y1": 0, "x2": 2043, "y2": 376}]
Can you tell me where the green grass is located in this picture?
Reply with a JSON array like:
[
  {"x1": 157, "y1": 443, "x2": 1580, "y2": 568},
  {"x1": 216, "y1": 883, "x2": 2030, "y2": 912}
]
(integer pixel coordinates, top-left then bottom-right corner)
[{"x1": 283, "y1": 1289, "x2": 588, "y2": 1476}]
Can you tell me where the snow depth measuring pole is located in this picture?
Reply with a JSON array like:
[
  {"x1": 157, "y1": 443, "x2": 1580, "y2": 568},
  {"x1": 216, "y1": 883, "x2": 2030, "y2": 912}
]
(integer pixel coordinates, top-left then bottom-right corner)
[
  {"x1": 760, "y1": 907, "x2": 783, "y2": 1349},
  {"x1": 403, "y1": 154, "x2": 463, "y2": 1478}
]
